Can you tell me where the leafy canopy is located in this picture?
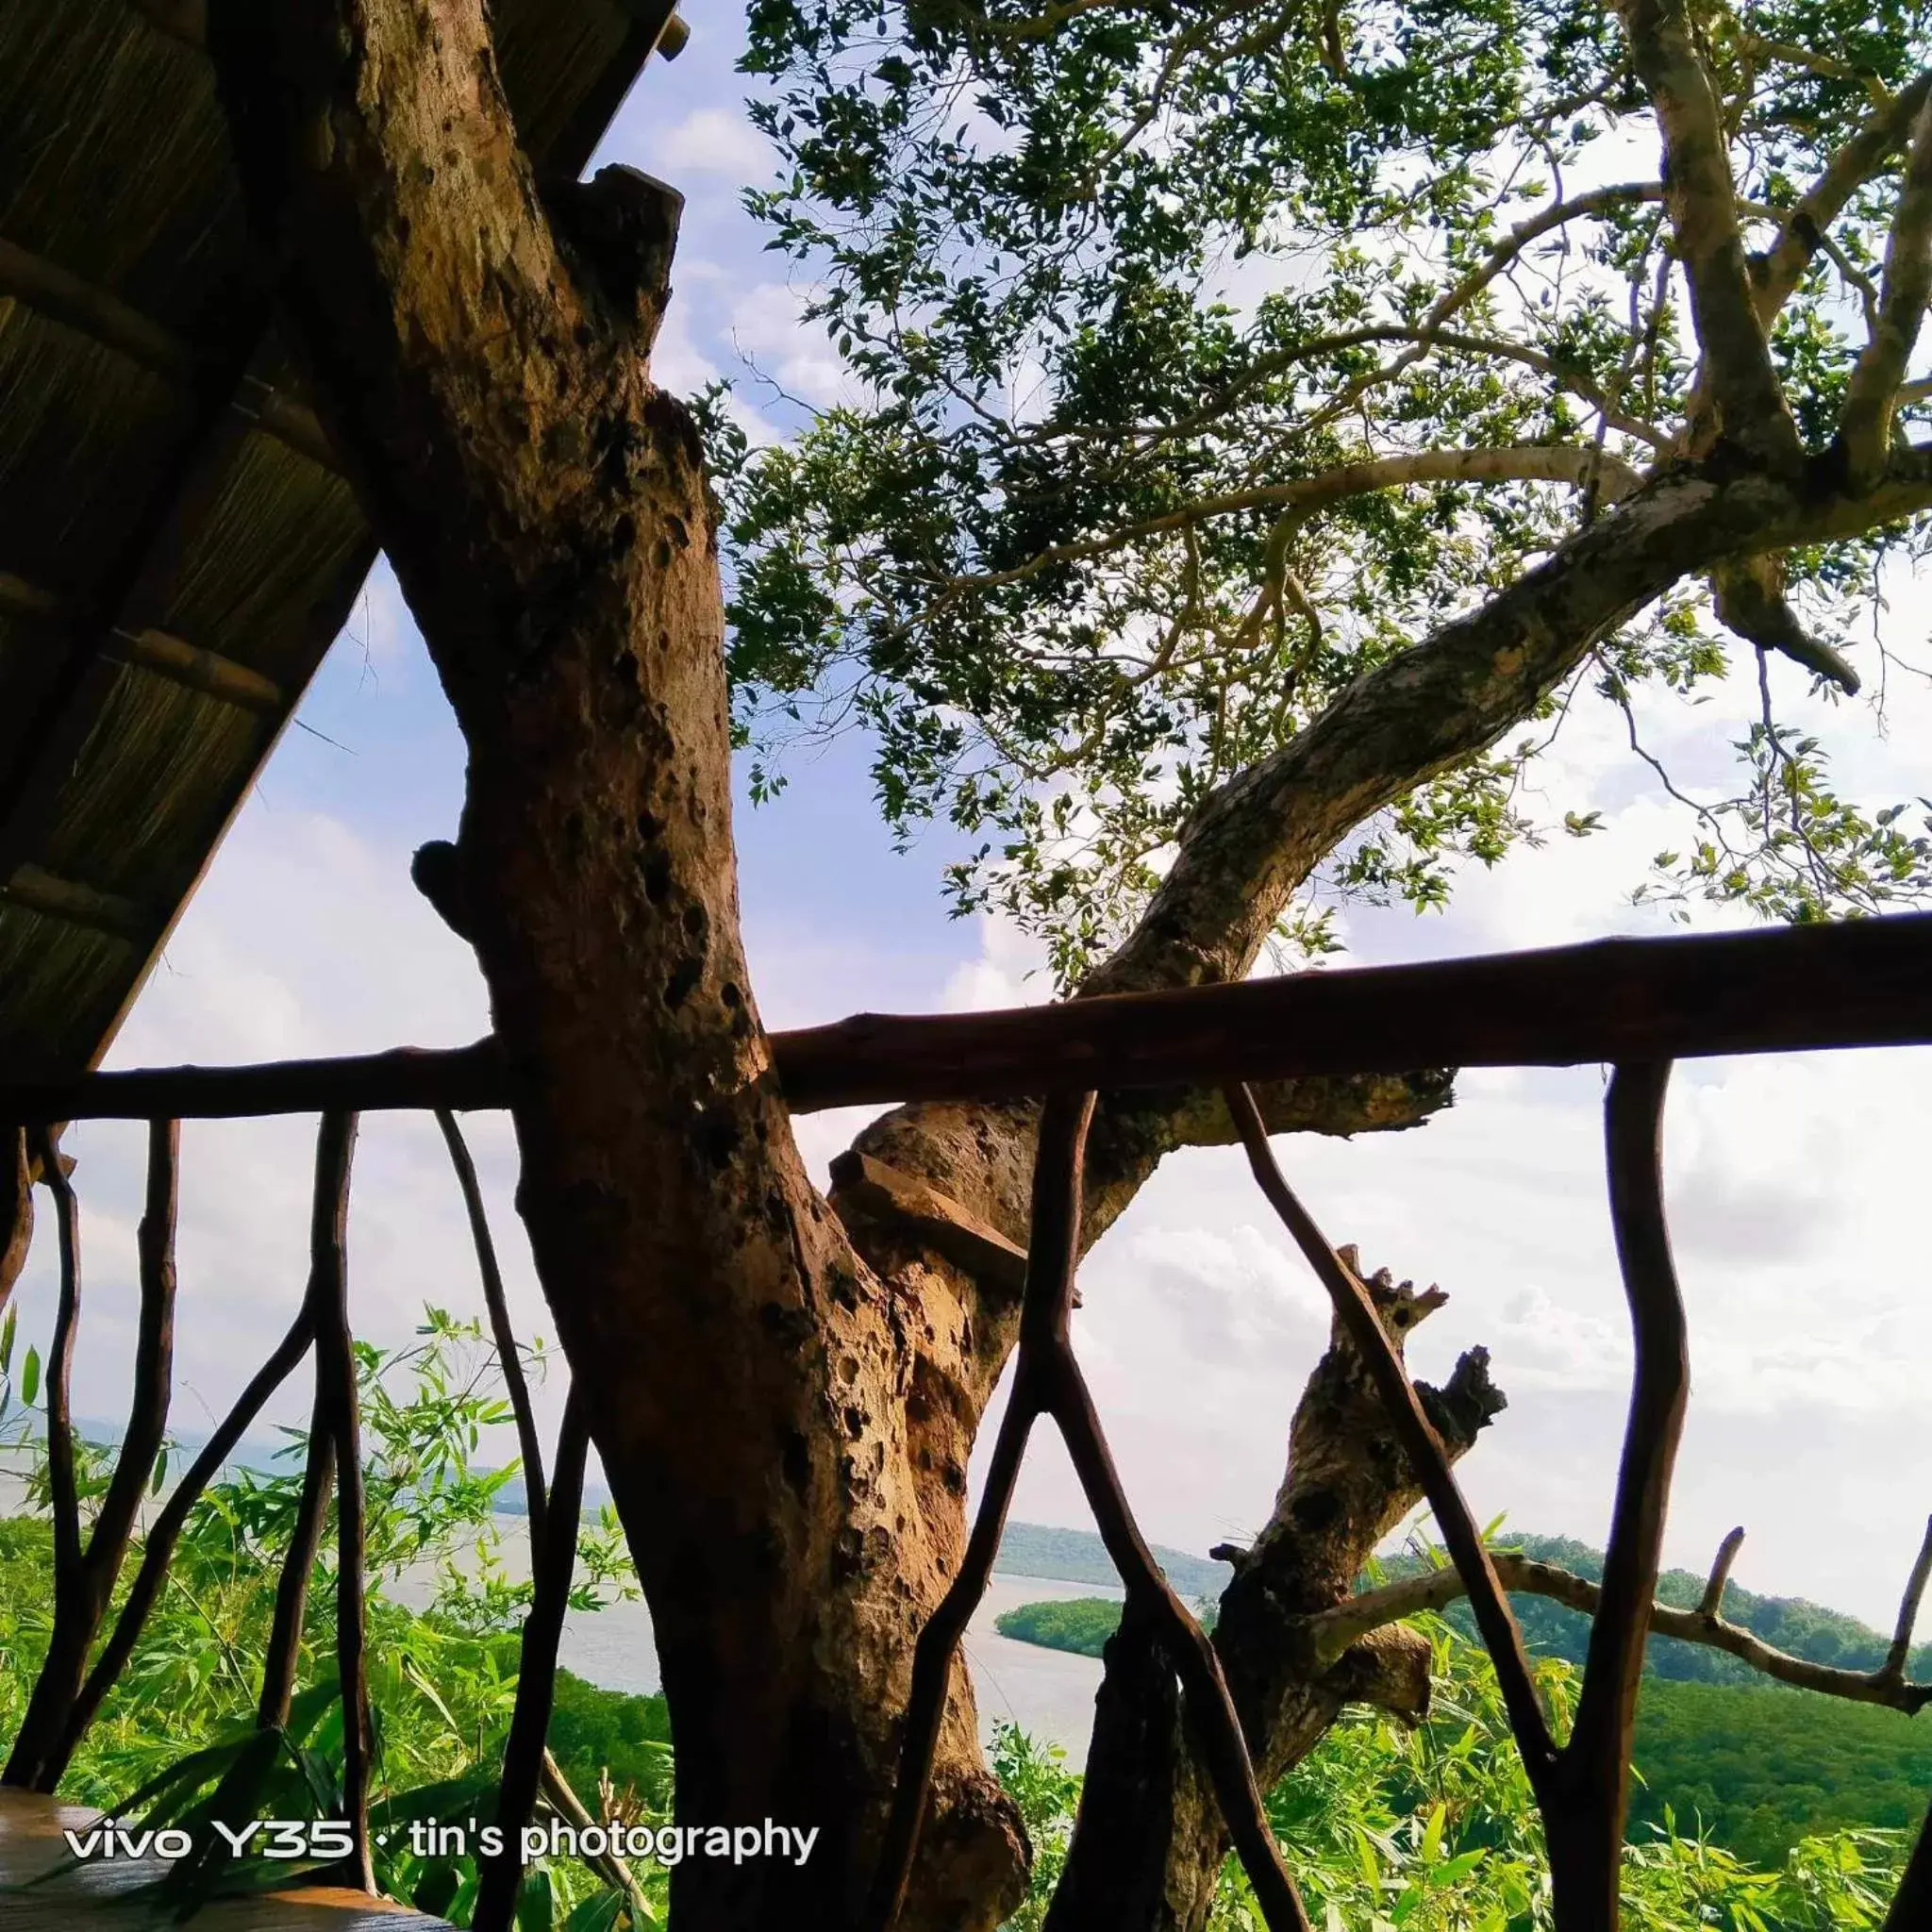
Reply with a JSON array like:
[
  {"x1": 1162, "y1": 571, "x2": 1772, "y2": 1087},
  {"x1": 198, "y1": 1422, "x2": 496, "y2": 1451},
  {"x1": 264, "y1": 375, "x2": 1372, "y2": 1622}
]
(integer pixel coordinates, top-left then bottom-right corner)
[{"x1": 723, "y1": 0, "x2": 1932, "y2": 980}]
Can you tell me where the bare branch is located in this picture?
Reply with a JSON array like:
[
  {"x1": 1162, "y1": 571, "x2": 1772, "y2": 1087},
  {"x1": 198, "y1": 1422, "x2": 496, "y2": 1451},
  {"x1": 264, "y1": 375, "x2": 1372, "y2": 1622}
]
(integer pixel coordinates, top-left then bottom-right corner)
[
  {"x1": 1048, "y1": 1335, "x2": 1313, "y2": 1932},
  {"x1": 1698, "y1": 1525, "x2": 1745, "y2": 1618},
  {"x1": 33, "y1": 1124, "x2": 83, "y2": 1618},
  {"x1": 1619, "y1": 0, "x2": 1801, "y2": 464},
  {"x1": 11, "y1": 913, "x2": 1932, "y2": 1129},
  {"x1": 868, "y1": 1092, "x2": 1313, "y2": 1932},
  {"x1": 1713, "y1": 553, "x2": 1862, "y2": 692},
  {"x1": 1737, "y1": 34, "x2": 1893, "y2": 105},
  {"x1": 0, "y1": 1127, "x2": 86, "y2": 1791},
  {"x1": 86, "y1": 1123, "x2": 177, "y2": 1587},
  {"x1": 53, "y1": 1309, "x2": 315, "y2": 1784},
  {"x1": 258, "y1": 1381, "x2": 336, "y2": 1732},
  {"x1": 1166, "y1": 1071, "x2": 1456, "y2": 1152},
  {"x1": 1224, "y1": 1085, "x2": 1560, "y2": 1791},
  {"x1": 476, "y1": 1391, "x2": 591, "y2": 1932},
  {"x1": 539, "y1": 1749, "x2": 651, "y2": 1924},
  {"x1": 307, "y1": 1110, "x2": 373, "y2": 1890},
  {"x1": 1562, "y1": 1062, "x2": 1690, "y2": 1909},
  {"x1": 864, "y1": 1094, "x2": 1087, "y2": 1932},
  {"x1": 438, "y1": 1109, "x2": 549, "y2": 1559},
  {"x1": 1305, "y1": 1548, "x2": 1932, "y2": 1716},
  {"x1": 1840, "y1": 96, "x2": 1932, "y2": 489},
  {"x1": 1884, "y1": 1515, "x2": 1932, "y2": 1681},
  {"x1": 1755, "y1": 74, "x2": 1932, "y2": 320}
]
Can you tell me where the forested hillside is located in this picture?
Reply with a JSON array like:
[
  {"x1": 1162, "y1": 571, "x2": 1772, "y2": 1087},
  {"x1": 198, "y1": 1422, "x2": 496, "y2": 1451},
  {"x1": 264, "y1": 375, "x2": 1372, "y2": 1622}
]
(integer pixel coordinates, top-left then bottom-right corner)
[
  {"x1": 996, "y1": 1532, "x2": 1932, "y2": 1864},
  {"x1": 991, "y1": 1521, "x2": 1229, "y2": 1597},
  {"x1": 1406, "y1": 1534, "x2": 1932, "y2": 1685}
]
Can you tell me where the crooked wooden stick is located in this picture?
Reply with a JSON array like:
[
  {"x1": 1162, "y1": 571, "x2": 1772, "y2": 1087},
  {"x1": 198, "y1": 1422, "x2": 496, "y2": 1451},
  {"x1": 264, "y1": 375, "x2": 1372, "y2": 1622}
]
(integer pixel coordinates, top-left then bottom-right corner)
[
  {"x1": 306, "y1": 1110, "x2": 372, "y2": 1890},
  {"x1": 1307, "y1": 1541, "x2": 1932, "y2": 1712},
  {"x1": 1, "y1": 1125, "x2": 86, "y2": 1790},
  {"x1": 475, "y1": 1389, "x2": 591, "y2": 1932},
  {"x1": 19, "y1": 1122, "x2": 183, "y2": 1785},
  {"x1": 867, "y1": 1091, "x2": 1311, "y2": 1932},
  {"x1": 1046, "y1": 1345, "x2": 1312, "y2": 1932},
  {"x1": 85, "y1": 1120, "x2": 179, "y2": 1607},
  {"x1": 1554, "y1": 1062, "x2": 1690, "y2": 1925},
  {"x1": 1698, "y1": 1526, "x2": 1746, "y2": 1617},
  {"x1": 1225, "y1": 1082, "x2": 1558, "y2": 1796},
  {"x1": 437, "y1": 1108, "x2": 548, "y2": 1557},
  {"x1": 860, "y1": 1097, "x2": 1084, "y2": 1932},
  {"x1": 1884, "y1": 1515, "x2": 1932, "y2": 1682},
  {"x1": 258, "y1": 1383, "x2": 337, "y2": 1732}
]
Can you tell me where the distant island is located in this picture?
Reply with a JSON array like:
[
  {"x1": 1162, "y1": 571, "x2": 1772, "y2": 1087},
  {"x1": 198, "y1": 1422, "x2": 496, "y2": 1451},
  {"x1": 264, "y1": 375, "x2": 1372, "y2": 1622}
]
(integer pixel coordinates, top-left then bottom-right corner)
[{"x1": 988, "y1": 1519, "x2": 1229, "y2": 1597}]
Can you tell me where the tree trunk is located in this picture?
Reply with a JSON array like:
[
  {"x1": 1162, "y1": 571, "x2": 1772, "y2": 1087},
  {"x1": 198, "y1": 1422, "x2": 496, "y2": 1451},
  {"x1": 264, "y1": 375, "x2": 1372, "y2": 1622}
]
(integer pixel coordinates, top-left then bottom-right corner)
[{"x1": 208, "y1": 7, "x2": 1025, "y2": 1923}]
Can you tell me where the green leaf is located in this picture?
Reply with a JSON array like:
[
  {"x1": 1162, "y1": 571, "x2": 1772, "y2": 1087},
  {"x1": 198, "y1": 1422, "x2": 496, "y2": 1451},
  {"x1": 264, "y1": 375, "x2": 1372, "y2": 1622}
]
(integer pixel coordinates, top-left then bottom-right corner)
[
  {"x1": 1, "y1": 1306, "x2": 14, "y2": 1374},
  {"x1": 1419, "y1": 1800, "x2": 1445, "y2": 1863},
  {"x1": 22, "y1": 1343, "x2": 39, "y2": 1408},
  {"x1": 565, "y1": 1893, "x2": 629, "y2": 1932},
  {"x1": 516, "y1": 1866, "x2": 555, "y2": 1932}
]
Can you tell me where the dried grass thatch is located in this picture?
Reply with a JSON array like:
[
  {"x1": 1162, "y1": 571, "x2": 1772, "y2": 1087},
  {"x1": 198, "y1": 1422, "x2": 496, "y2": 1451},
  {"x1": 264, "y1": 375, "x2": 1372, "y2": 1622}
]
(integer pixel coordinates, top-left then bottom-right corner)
[{"x1": 0, "y1": 0, "x2": 677, "y2": 1078}]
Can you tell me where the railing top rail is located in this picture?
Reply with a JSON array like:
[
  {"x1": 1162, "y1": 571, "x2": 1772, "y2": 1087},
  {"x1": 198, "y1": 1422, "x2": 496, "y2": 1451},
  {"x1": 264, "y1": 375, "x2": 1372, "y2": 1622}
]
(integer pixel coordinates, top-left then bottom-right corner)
[{"x1": 3, "y1": 911, "x2": 1930, "y2": 1122}]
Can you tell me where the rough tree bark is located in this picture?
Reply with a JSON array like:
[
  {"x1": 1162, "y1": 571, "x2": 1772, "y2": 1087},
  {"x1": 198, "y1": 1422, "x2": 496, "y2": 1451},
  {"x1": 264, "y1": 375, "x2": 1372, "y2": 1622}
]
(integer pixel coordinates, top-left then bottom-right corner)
[
  {"x1": 208, "y1": 7, "x2": 1025, "y2": 1923},
  {"x1": 205, "y1": 4, "x2": 1932, "y2": 1928}
]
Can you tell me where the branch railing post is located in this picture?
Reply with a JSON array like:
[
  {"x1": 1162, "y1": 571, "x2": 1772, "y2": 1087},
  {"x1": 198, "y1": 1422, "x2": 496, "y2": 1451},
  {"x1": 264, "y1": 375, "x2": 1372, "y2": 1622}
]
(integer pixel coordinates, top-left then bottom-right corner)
[
  {"x1": 47, "y1": 1309, "x2": 315, "y2": 1784},
  {"x1": 2, "y1": 1124, "x2": 87, "y2": 1790},
  {"x1": 85, "y1": 1118, "x2": 179, "y2": 1624},
  {"x1": 474, "y1": 1388, "x2": 591, "y2": 1932},
  {"x1": 867, "y1": 1091, "x2": 1312, "y2": 1932},
  {"x1": 437, "y1": 1108, "x2": 548, "y2": 1557},
  {"x1": 258, "y1": 1383, "x2": 337, "y2": 1732},
  {"x1": 1548, "y1": 1062, "x2": 1690, "y2": 1930},
  {"x1": 1232, "y1": 1065, "x2": 1705, "y2": 1932},
  {"x1": 6, "y1": 1119, "x2": 184, "y2": 1794},
  {"x1": 1226, "y1": 1083, "x2": 1560, "y2": 1796},
  {"x1": 303, "y1": 1109, "x2": 374, "y2": 1890}
]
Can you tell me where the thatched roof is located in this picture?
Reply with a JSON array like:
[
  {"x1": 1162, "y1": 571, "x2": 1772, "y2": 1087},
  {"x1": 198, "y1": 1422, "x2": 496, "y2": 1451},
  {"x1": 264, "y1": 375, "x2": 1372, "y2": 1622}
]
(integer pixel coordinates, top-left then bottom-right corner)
[{"x1": 0, "y1": 0, "x2": 685, "y2": 1080}]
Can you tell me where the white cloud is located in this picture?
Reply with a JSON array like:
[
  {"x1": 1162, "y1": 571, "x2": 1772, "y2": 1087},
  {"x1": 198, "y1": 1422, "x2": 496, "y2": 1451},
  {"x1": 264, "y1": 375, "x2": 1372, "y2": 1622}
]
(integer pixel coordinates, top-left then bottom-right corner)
[
  {"x1": 941, "y1": 915, "x2": 1052, "y2": 1010},
  {"x1": 726, "y1": 281, "x2": 848, "y2": 408},
  {"x1": 653, "y1": 107, "x2": 774, "y2": 182}
]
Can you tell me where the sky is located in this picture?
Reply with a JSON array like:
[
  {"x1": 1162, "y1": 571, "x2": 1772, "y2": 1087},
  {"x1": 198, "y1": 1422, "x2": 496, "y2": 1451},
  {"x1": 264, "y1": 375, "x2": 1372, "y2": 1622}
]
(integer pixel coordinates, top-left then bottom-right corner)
[{"x1": 10, "y1": 8, "x2": 1932, "y2": 1640}]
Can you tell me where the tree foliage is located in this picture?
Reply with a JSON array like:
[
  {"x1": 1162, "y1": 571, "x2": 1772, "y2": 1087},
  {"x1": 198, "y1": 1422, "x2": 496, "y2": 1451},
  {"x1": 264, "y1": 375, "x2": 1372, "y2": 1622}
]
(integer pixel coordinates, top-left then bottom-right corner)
[{"x1": 723, "y1": 0, "x2": 1932, "y2": 980}]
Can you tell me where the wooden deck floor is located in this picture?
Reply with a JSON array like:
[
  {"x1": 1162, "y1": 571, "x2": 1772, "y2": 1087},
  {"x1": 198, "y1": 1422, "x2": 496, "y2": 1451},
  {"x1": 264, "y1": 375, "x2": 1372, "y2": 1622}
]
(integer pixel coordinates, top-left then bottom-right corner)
[{"x1": 0, "y1": 1790, "x2": 451, "y2": 1930}]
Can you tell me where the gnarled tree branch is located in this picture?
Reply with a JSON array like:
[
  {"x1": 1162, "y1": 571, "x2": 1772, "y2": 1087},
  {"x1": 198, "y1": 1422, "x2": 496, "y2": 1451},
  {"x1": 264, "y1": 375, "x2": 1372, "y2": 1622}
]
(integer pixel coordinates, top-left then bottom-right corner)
[
  {"x1": 1619, "y1": 0, "x2": 1801, "y2": 464},
  {"x1": 1302, "y1": 1519, "x2": 1932, "y2": 1717},
  {"x1": 1840, "y1": 94, "x2": 1932, "y2": 489},
  {"x1": 1753, "y1": 73, "x2": 1932, "y2": 318}
]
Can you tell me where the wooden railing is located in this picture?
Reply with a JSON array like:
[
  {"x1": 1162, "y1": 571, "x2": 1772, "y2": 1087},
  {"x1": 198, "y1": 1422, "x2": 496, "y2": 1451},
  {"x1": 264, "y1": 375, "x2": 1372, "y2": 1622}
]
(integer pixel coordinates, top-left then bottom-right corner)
[{"x1": 3, "y1": 910, "x2": 1931, "y2": 1932}]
